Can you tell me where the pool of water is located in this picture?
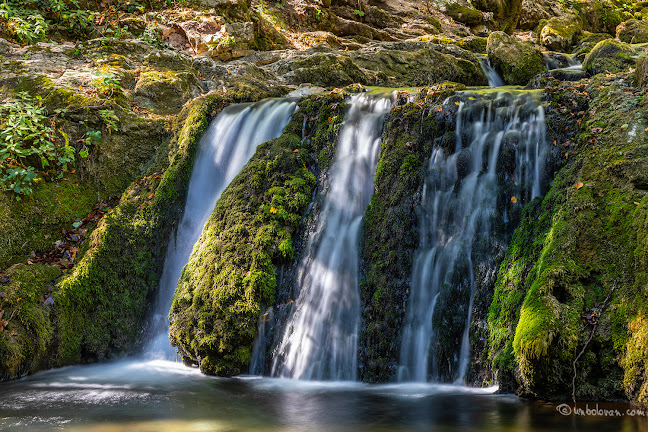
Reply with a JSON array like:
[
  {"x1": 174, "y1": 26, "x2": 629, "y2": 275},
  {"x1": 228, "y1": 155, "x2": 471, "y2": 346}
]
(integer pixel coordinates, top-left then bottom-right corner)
[{"x1": 0, "y1": 360, "x2": 645, "y2": 431}]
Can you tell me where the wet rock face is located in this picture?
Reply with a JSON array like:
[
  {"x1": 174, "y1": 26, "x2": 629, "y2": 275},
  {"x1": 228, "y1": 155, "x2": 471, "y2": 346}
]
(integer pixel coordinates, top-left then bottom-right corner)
[
  {"x1": 583, "y1": 39, "x2": 636, "y2": 76},
  {"x1": 616, "y1": 19, "x2": 648, "y2": 44},
  {"x1": 486, "y1": 31, "x2": 546, "y2": 85}
]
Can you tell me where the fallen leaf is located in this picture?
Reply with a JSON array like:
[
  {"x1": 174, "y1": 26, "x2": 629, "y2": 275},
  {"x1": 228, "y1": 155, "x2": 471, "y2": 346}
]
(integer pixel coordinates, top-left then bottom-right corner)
[
  {"x1": 292, "y1": 149, "x2": 299, "y2": 153},
  {"x1": 635, "y1": 202, "x2": 641, "y2": 206},
  {"x1": 576, "y1": 182, "x2": 584, "y2": 189}
]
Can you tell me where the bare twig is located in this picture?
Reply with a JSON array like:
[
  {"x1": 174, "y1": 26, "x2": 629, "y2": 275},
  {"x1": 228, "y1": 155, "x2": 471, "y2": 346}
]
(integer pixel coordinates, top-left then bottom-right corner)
[{"x1": 572, "y1": 279, "x2": 617, "y2": 403}]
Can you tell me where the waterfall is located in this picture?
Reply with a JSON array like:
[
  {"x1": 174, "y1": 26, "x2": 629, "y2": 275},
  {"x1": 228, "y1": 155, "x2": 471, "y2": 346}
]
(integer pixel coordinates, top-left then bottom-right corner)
[
  {"x1": 271, "y1": 93, "x2": 393, "y2": 380},
  {"x1": 478, "y1": 57, "x2": 505, "y2": 87},
  {"x1": 142, "y1": 98, "x2": 297, "y2": 359},
  {"x1": 398, "y1": 90, "x2": 548, "y2": 383}
]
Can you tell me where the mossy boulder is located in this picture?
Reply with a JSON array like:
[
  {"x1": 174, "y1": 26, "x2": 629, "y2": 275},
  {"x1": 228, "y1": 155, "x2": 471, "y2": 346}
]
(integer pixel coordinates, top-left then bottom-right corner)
[
  {"x1": 487, "y1": 31, "x2": 546, "y2": 85},
  {"x1": 616, "y1": 19, "x2": 648, "y2": 44},
  {"x1": 571, "y1": 33, "x2": 613, "y2": 62},
  {"x1": 489, "y1": 77, "x2": 648, "y2": 405},
  {"x1": 539, "y1": 14, "x2": 583, "y2": 52},
  {"x1": 583, "y1": 39, "x2": 636, "y2": 76},
  {"x1": 445, "y1": 3, "x2": 484, "y2": 26},
  {"x1": 168, "y1": 92, "x2": 347, "y2": 376},
  {"x1": 208, "y1": 22, "x2": 255, "y2": 61},
  {"x1": 359, "y1": 91, "x2": 448, "y2": 382},
  {"x1": 351, "y1": 42, "x2": 488, "y2": 87},
  {"x1": 274, "y1": 53, "x2": 369, "y2": 88},
  {"x1": 635, "y1": 50, "x2": 648, "y2": 86},
  {"x1": 133, "y1": 70, "x2": 203, "y2": 115}
]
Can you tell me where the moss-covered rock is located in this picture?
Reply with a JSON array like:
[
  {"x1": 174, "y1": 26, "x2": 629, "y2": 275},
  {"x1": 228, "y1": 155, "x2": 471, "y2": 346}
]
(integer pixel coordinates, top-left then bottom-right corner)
[
  {"x1": 571, "y1": 33, "x2": 613, "y2": 62},
  {"x1": 359, "y1": 88, "x2": 452, "y2": 383},
  {"x1": 133, "y1": 70, "x2": 203, "y2": 115},
  {"x1": 351, "y1": 43, "x2": 488, "y2": 87},
  {"x1": 168, "y1": 92, "x2": 347, "y2": 376},
  {"x1": 446, "y1": 3, "x2": 484, "y2": 26},
  {"x1": 274, "y1": 53, "x2": 369, "y2": 88},
  {"x1": 635, "y1": 50, "x2": 648, "y2": 87},
  {"x1": 50, "y1": 86, "x2": 286, "y2": 368},
  {"x1": 0, "y1": 263, "x2": 61, "y2": 380},
  {"x1": 487, "y1": 31, "x2": 546, "y2": 85},
  {"x1": 616, "y1": 19, "x2": 648, "y2": 44},
  {"x1": 539, "y1": 14, "x2": 583, "y2": 53},
  {"x1": 583, "y1": 39, "x2": 636, "y2": 76},
  {"x1": 489, "y1": 76, "x2": 648, "y2": 404}
]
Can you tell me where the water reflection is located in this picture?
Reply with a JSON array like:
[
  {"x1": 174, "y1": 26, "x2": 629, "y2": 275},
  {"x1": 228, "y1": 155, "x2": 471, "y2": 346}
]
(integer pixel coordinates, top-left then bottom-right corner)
[{"x1": 0, "y1": 361, "x2": 645, "y2": 431}]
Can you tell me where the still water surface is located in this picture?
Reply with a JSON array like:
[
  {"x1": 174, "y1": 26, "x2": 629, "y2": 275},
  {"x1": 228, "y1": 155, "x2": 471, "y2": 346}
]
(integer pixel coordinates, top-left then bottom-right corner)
[{"x1": 0, "y1": 360, "x2": 644, "y2": 432}]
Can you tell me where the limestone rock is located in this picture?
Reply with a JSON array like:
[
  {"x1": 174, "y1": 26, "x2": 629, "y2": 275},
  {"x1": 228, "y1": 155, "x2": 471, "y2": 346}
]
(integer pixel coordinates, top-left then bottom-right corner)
[
  {"x1": 209, "y1": 22, "x2": 254, "y2": 60},
  {"x1": 616, "y1": 19, "x2": 648, "y2": 44},
  {"x1": 272, "y1": 53, "x2": 369, "y2": 88},
  {"x1": 0, "y1": 38, "x2": 19, "y2": 54},
  {"x1": 177, "y1": 20, "x2": 223, "y2": 55},
  {"x1": 118, "y1": 17, "x2": 146, "y2": 37},
  {"x1": 635, "y1": 50, "x2": 648, "y2": 87},
  {"x1": 518, "y1": 0, "x2": 552, "y2": 30},
  {"x1": 583, "y1": 39, "x2": 636, "y2": 75},
  {"x1": 351, "y1": 42, "x2": 488, "y2": 87},
  {"x1": 487, "y1": 31, "x2": 546, "y2": 85},
  {"x1": 133, "y1": 70, "x2": 202, "y2": 114},
  {"x1": 472, "y1": 0, "x2": 523, "y2": 34},
  {"x1": 539, "y1": 14, "x2": 582, "y2": 53}
]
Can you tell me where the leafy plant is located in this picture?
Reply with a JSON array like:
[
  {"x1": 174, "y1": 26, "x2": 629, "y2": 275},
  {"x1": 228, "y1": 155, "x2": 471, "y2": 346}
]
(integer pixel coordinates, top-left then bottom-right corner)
[
  {"x1": 91, "y1": 71, "x2": 122, "y2": 97},
  {"x1": 99, "y1": 109, "x2": 119, "y2": 133},
  {"x1": 353, "y1": 9, "x2": 365, "y2": 18},
  {"x1": 0, "y1": 92, "x2": 75, "y2": 198}
]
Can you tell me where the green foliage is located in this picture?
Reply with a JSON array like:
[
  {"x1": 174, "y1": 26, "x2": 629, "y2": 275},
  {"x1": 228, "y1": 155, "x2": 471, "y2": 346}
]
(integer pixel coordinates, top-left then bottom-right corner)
[
  {"x1": 0, "y1": 0, "x2": 96, "y2": 43},
  {"x1": 0, "y1": 92, "x2": 75, "y2": 198}
]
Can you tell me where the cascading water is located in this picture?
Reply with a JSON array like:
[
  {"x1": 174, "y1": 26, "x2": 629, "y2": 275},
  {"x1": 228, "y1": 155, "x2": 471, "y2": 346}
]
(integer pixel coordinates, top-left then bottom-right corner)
[
  {"x1": 478, "y1": 57, "x2": 505, "y2": 87},
  {"x1": 143, "y1": 98, "x2": 297, "y2": 359},
  {"x1": 398, "y1": 90, "x2": 549, "y2": 383},
  {"x1": 271, "y1": 93, "x2": 393, "y2": 380}
]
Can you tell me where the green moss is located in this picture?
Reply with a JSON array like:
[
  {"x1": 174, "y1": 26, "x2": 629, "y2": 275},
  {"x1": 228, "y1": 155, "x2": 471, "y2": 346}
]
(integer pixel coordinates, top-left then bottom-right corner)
[
  {"x1": 583, "y1": 39, "x2": 638, "y2": 75},
  {"x1": 51, "y1": 88, "x2": 286, "y2": 367},
  {"x1": 0, "y1": 263, "x2": 61, "y2": 380},
  {"x1": 487, "y1": 31, "x2": 546, "y2": 86},
  {"x1": 168, "y1": 92, "x2": 347, "y2": 376},
  {"x1": 489, "y1": 77, "x2": 648, "y2": 402},
  {"x1": 359, "y1": 96, "x2": 446, "y2": 382},
  {"x1": 445, "y1": 3, "x2": 484, "y2": 26}
]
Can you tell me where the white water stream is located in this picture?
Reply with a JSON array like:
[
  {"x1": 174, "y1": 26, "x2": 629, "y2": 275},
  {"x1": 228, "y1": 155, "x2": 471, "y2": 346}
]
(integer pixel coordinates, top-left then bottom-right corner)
[
  {"x1": 272, "y1": 93, "x2": 393, "y2": 380},
  {"x1": 143, "y1": 98, "x2": 297, "y2": 358}
]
